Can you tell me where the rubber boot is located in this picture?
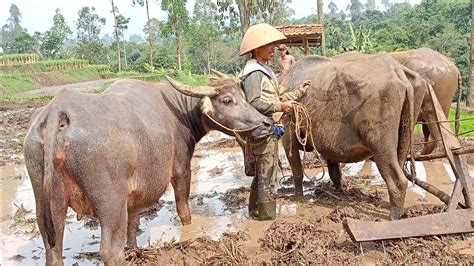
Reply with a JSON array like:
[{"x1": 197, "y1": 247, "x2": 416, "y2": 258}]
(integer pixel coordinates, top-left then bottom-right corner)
[
  {"x1": 257, "y1": 200, "x2": 276, "y2": 220},
  {"x1": 248, "y1": 189, "x2": 258, "y2": 218}
]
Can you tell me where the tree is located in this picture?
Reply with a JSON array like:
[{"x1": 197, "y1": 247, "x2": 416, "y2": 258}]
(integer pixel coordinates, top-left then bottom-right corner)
[
  {"x1": 116, "y1": 14, "x2": 131, "y2": 68},
  {"x1": 317, "y1": 0, "x2": 326, "y2": 56},
  {"x1": 132, "y1": 0, "x2": 153, "y2": 64},
  {"x1": 328, "y1": 1, "x2": 338, "y2": 15},
  {"x1": 347, "y1": 0, "x2": 363, "y2": 21},
  {"x1": 111, "y1": 0, "x2": 123, "y2": 71},
  {"x1": 382, "y1": 0, "x2": 392, "y2": 11},
  {"x1": 188, "y1": 0, "x2": 220, "y2": 73},
  {"x1": 144, "y1": 18, "x2": 160, "y2": 46},
  {"x1": 160, "y1": 0, "x2": 190, "y2": 71},
  {"x1": 252, "y1": 0, "x2": 294, "y2": 25},
  {"x1": 41, "y1": 9, "x2": 72, "y2": 58},
  {"x1": 1, "y1": 4, "x2": 26, "y2": 53},
  {"x1": 129, "y1": 34, "x2": 143, "y2": 42},
  {"x1": 217, "y1": 0, "x2": 292, "y2": 35},
  {"x1": 468, "y1": 0, "x2": 474, "y2": 107},
  {"x1": 10, "y1": 31, "x2": 38, "y2": 53},
  {"x1": 75, "y1": 7, "x2": 107, "y2": 64},
  {"x1": 365, "y1": 0, "x2": 376, "y2": 11}
]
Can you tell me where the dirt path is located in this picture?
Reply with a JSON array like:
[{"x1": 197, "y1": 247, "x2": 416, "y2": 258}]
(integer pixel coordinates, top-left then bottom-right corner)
[{"x1": 15, "y1": 78, "x2": 119, "y2": 97}]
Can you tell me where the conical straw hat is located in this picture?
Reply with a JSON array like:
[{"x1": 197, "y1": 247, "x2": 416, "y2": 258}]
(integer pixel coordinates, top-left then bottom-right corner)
[{"x1": 240, "y1": 23, "x2": 286, "y2": 56}]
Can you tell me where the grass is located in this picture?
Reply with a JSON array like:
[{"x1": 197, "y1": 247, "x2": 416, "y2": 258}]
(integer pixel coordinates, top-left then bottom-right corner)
[
  {"x1": 0, "y1": 74, "x2": 39, "y2": 97},
  {"x1": 0, "y1": 94, "x2": 54, "y2": 106},
  {"x1": 93, "y1": 80, "x2": 115, "y2": 94},
  {"x1": 67, "y1": 67, "x2": 104, "y2": 82},
  {"x1": 448, "y1": 107, "x2": 474, "y2": 137},
  {"x1": 415, "y1": 107, "x2": 474, "y2": 137},
  {"x1": 0, "y1": 64, "x2": 214, "y2": 104},
  {"x1": 174, "y1": 71, "x2": 211, "y2": 86}
]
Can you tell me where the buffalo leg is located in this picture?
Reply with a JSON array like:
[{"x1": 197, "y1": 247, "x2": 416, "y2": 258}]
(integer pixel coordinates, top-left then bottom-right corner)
[
  {"x1": 327, "y1": 160, "x2": 342, "y2": 190},
  {"x1": 171, "y1": 168, "x2": 192, "y2": 225},
  {"x1": 373, "y1": 155, "x2": 408, "y2": 220},
  {"x1": 126, "y1": 212, "x2": 140, "y2": 247},
  {"x1": 420, "y1": 97, "x2": 444, "y2": 155},
  {"x1": 281, "y1": 131, "x2": 304, "y2": 197},
  {"x1": 97, "y1": 199, "x2": 127, "y2": 266}
]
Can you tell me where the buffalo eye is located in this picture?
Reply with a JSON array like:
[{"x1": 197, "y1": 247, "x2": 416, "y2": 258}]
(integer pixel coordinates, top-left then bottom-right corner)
[{"x1": 222, "y1": 97, "x2": 234, "y2": 105}]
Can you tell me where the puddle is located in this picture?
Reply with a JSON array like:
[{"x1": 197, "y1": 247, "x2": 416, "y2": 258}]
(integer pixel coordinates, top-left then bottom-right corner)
[{"x1": 1, "y1": 132, "x2": 472, "y2": 264}]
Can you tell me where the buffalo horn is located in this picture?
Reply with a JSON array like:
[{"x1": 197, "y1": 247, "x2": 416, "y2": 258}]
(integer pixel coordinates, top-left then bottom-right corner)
[
  {"x1": 165, "y1": 76, "x2": 218, "y2": 98},
  {"x1": 210, "y1": 69, "x2": 230, "y2": 79}
]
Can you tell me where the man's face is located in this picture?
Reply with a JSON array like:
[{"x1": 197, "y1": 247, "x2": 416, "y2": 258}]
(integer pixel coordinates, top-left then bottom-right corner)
[
  {"x1": 279, "y1": 48, "x2": 286, "y2": 56},
  {"x1": 254, "y1": 43, "x2": 276, "y2": 62}
]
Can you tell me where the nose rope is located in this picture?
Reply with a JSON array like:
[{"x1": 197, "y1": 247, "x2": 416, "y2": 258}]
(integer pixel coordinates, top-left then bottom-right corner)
[{"x1": 204, "y1": 113, "x2": 272, "y2": 146}]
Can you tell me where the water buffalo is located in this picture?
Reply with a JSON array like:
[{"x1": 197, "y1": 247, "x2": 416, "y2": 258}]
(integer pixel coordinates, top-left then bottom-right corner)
[
  {"x1": 23, "y1": 77, "x2": 273, "y2": 265},
  {"x1": 336, "y1": 48, "x2": 461, "y2": 154},
  {"x1": 277, "y1": 54, "x2": 428, "y2": 220}
]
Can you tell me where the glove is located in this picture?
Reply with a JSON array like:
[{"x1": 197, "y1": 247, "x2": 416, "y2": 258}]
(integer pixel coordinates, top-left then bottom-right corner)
[{"x1": 273, "y1": 124, "x2": 285, "y2": 138}]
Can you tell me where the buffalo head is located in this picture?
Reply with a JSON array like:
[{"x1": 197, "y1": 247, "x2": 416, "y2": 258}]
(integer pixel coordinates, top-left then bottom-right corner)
[{"x1": 165, "y1": 75, "x2": 273, "y2": 140}]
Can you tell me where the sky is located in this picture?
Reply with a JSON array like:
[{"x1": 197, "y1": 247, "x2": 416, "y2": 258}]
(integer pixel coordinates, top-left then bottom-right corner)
[{"x1": 0, "y1": 0, "x2": 422, "y2": 39}]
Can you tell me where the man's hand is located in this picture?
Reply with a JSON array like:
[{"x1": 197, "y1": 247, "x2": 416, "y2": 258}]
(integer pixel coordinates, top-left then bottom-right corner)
[
  {"x1": 299, "y1": 80, "x2": 311, "y2": 94},
  {"x1": 281, "y1": 101, "x2": 295, "y2": 114}
]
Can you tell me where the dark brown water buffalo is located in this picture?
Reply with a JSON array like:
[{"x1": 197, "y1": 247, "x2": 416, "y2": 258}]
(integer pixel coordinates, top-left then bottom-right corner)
[
  {"x1": 336, "y1": 48, "x2": 461, "y2": 154},
  {"x1": 277, "y1": 54, "x2": 428, "y2": 220},
  {"x1": 23, "y1": 77, "x2": 273, "y2": 265}
]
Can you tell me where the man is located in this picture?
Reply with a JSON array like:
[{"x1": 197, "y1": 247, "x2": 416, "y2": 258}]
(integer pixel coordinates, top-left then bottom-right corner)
[
  {"x1": 239, "y1": 23, "x2": 310, "y2": 220},
  {"x1": 278, "y1": 44, "x2": 296, "y2": 73}
]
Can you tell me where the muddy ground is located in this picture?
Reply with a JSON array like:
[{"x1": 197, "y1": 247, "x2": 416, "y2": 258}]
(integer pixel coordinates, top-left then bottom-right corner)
[{"x1": 1, "y1": 103, "x2": 474, "y2": 265}]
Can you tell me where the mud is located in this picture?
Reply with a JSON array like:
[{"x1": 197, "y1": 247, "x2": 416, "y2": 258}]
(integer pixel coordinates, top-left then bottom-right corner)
[
  {"x1": 1, "y1": 104, "x2": 474, "y2": 264},
  {"x1": 0, "y1": 107, "x2": 36, "y2": 166}
]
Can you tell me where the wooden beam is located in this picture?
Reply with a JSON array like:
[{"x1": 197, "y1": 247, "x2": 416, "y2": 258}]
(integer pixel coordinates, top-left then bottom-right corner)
[
  {"x1": 343, "y1": 209, "x2": 474, "y2": 242},
  {"x1": 428, "y1": 85, "x2": 473, "y2": 208},
  {"x1": 411, "y1": 145, "x2": 474, "y2": 161}
]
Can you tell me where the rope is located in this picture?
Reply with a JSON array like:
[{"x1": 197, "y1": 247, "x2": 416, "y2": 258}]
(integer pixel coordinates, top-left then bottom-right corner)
[
  {"x1": 203, "y1": 113, "x2": 271, "y2": 146},
  {"x1": 288, "y1": 102, "x2": 326, "y2": 184},
  {"x1": 416, "y1": 117, "x2": 474, "y2": 125}
]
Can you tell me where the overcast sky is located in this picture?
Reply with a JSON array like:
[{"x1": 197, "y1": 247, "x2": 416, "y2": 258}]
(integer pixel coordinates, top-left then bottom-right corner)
[{"x1": 1, "y1": 0, "x2": 422, "y2": 38}]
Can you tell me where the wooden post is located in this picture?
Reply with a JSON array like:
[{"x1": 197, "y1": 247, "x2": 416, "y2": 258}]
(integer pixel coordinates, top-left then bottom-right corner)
[{"x1": 303, "y1": 37, "x2": 309, "y2": 55}]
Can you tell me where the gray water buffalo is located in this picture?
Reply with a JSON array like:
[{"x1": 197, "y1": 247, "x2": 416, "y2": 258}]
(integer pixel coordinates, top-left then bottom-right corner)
[
  {"x1": 277, "y1": 54, "x2": 428, "y2": 220},
  {"x1": 336, "y1": 48, "x2": 461, "y2": 154},
  {"x1": 23, "y1": 77, "x2": 273, "y2": 265}
]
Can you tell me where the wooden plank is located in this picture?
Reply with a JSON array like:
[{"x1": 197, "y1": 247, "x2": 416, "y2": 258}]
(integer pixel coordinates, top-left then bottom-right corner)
[
  {"x1": 427, "y1": 86, "x2": 473, "y2": 208},
  {"x1": 453, "y1": 155, "x2": 473, "y2": 208},
  {"x1": 343, "y1": 209, "x2": 474, "y2": 242}
]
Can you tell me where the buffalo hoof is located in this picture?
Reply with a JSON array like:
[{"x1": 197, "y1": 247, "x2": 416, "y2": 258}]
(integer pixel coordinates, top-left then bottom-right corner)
[{"x1": 390, "y1": 207, "x2": 404, "y2": 221}]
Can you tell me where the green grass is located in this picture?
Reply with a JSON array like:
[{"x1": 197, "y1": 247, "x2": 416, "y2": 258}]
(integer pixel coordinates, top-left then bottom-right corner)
[
  {"x1": 415, "y1": 108, "x2": 474, "y2": 137},
  {"x1": 0, "y1": 66, "x2": 212, "y2": 104},
  {"x1": 0, "y1": 74, "x2": 39, "y2": 97},
  {"x1": 174, "y1": 71, "x2": 211, "y2": 86},
  {"x1": 0, "y1": 94, "x2": 54, "y2": 106},
  {"x1": 67, "y1": 67, "x2": 102, "y2": 81},
  {"x1": 448, "y1": 107, "x2": 474, "y2": 137},
  {"x1": 116, "y1": 70, "x2": 211, "y2": 85},
  {"x1": 93, "y1": 80, "x2": 115, "y2": 94}
]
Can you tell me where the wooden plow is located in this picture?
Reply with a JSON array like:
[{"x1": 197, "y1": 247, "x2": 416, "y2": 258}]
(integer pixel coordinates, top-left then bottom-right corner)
[{"x1": 343, "y1": 86, "x2": 474, "y2": 242}]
